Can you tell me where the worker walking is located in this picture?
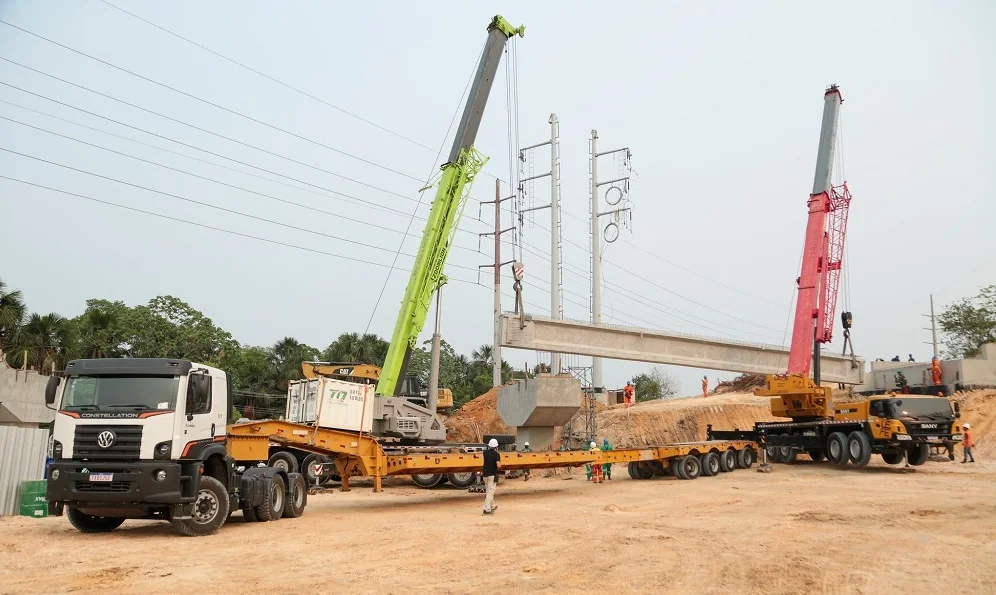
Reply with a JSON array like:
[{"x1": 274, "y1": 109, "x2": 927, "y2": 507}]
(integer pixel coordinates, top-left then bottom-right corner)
[
  {"x1": 589, "y1": 441, "x2": 603, "y2": 483},
  {"x1": 522, "y1": 441, "x2": 532, "y2": 481},
  {"x1": 962, "y1": 424, "x2": 975, "y2": 464},
  {"x1": 482, "y1": 438, "x2": 501, "y2": 515},
  {"x1": 702, "y1": 376, "x2": 709, "y2": 398},
  {"x1": 600, "y1": 437, "x2": 613, "y2": 480},
  {"x1": 623, "y1": 381, "x2": 634, "y2": 408}
]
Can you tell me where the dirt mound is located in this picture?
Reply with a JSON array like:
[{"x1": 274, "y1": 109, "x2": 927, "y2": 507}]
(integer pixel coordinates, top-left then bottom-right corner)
[
  {"x1": 955, "y1": 389, "x2": 996, "y2": 456},
  {"x1": 597, "y1": 392, "x2": 778, "y2": 448},
  {"x1": 714, "y1": 373, "x2": 766, "y2": 394},
  {"x1": 444, "y1": 387, "x2": 512, "y2": 442}
]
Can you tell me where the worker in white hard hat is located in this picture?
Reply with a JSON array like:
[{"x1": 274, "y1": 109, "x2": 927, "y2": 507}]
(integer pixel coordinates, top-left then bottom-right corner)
[
  {"x1": 482, "y1": 438, "x2": 502, "y2": 515},
  {"x1": 521, "y1": 441, "x2": 532, "y2": 481},
  {"x1": 962, "y1": 423, "x2": 975, "y2": 464},
  {"x1": 589, "y1": 440, "x2": 604, "y2": 483}
]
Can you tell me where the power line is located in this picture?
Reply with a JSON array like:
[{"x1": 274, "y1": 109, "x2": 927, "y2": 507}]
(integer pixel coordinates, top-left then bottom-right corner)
[{"x1": 0, "y1": 19, "x2": 423, "y2": 182}]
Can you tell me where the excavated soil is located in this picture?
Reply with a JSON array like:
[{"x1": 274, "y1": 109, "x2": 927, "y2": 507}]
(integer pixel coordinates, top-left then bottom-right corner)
[{"x1": 444, "y1": 386, "x2": 513, "y2": 443}]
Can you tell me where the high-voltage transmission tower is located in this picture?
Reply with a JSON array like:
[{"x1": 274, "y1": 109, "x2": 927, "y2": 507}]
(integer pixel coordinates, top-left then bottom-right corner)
[
  {"x1": 518, "y1": 114, "x2": 564, "y2": 374},
  {"x1": 589, "y1": 130, "x2": 633, "y2": 395}
]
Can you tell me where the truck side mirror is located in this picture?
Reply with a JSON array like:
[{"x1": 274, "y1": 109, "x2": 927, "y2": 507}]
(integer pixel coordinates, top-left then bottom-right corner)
[
  {"x1": 186, "y1": 374, "x2": 210, "y2": 420},
  {"x1": 45, "y1": 375, "x2": 61, "y2": 407},
  {"x1": 954, "y1": 401, "x2": 960, "y2": 418}
]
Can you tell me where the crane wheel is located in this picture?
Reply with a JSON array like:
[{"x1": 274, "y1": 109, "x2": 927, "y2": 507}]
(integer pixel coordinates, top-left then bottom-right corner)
[
  {"x1": 765, "y1": 446, "x2": 780, "y2": 463},
  {"x1": 719, "y1": 449, "x2": 737, "y2": 472},
  {"x1": 846, "y1": 431, "x2": 872, "y2": 467},
  {"x1": 700, "y1": 452, "x2": 720, "y2": 476},
  {"x1": 827, "y1": 432, "x2": 849, "y2": 466},
  {"x1": 736, "y1": 447, "x2": 755, "y2": 469},
  {"x1": 907, "y1": 443, "x2": 930, "y2": 466},
  {"x1": 778, "y1": 446, "x2": 797, "y2": 464},
  {"x1": 806, "y1": 449, "x2": 826, "y2": 462},
  {"x1": 881, "y1": 451, "x2": 904, "y2": 465},
  {"x1": 671, "y1": 457, "x2": 688, "y2": 480},
  {"x1": 680, "y1": 455, "x2": 701, "y2": 479}
]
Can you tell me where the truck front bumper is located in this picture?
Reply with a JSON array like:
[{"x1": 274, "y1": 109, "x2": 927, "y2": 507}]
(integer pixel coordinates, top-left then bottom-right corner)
[
  {"x1": 893, "y1": 434, "x2": 959, "y2": 445},
  {"x1": 46, "y1": 461, "x2": 185, "y2": 506}
]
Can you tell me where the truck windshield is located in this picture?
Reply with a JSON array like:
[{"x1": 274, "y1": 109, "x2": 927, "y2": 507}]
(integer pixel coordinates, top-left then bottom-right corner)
[
  {"x1": 887, "y1": 398, "x2": 952, "y2": 420},
  {"x1": 60, "y1": 375, "x2": 180, "y2": 411}
]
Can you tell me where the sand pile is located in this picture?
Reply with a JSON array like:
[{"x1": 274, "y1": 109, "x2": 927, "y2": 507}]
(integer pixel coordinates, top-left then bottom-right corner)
[
  {"x1": 713, "y1": 373, "x2": 766, "y2": 394},
  {"x1": 444, "y1": 386, "x2": 512, "y2": 442},
  {"x1": 955, "y1": 389, "x2": 996, "y2": 456}
]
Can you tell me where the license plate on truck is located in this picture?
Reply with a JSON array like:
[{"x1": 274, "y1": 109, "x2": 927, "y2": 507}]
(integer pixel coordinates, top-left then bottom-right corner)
[{"x1": 88, "y1": 473, "x2": 113, "y2": 482}]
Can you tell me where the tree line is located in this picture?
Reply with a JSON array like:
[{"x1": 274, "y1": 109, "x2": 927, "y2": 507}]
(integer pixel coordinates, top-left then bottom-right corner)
[{"x1": 0, "y1": 277, "x2": 518, "y2": 409}]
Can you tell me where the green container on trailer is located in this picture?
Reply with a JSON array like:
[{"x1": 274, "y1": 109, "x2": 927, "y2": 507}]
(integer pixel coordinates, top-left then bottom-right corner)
[{"x1": 19, "y1": 480, "x2": 48, "y2": 518}]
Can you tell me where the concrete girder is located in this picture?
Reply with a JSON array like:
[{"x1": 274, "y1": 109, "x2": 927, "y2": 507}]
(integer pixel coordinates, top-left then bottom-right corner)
[{"x1": 500, "y1": 314, "x2": 865, "y2": 385}]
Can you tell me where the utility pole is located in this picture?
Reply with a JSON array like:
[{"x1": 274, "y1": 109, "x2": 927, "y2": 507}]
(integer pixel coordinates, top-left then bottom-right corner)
[
  {"x1": 518, "y1": 113, "x2": 563, "y2": 374},
  {"x1": 922, "y1": 294, "x2": 940, "y2": 358},
  {"x1": 427, "y1": 278, "x2": 446, "y2": 415},
  {"x1": 589, "y1": 129, "x2": 633, "y2": 395},
  {"x1": 479, "y1": 179, "x2": 515, "y2": 386}
]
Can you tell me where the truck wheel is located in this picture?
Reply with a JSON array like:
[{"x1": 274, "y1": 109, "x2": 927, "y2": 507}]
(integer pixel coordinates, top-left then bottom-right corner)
[
  {"x1": 243, "y1": 506, "x2": 259, "y2": 522},
  {"x1": 907, "y1": 443, "x2": 930, "y2": 466},
  {"x1": 171, "y1": 475, "x2": 230, "y2": 536},
  {"x1": 447, "y1": 472, "x2": 477, "y2": 488},
  {"x1": 255, "y1": 474, "x2": 286, "y2": 522},
  {"x1": 627, "y1": 462, "x2": 638, "y2": 479},
  {"x1": 671, "y1": 457, "x2": 688, "y2": 480},
  {"x1": 846, "y1": 431, "x2": 872, "y2": 467},
  {"x1": 636, "y1": 462, "x2": 654, "y2": 480},
  {"x1": 700, "y1": 452, "x2": 720, "y2": 476},
  {"x1": 680, "y1": 455, "x2": 701, "y2": 480},
  {"x1": 778, "y1": 446, "x2": 797, "y2": 463},
  {"x1": 765, "y1": 445, "x2": 779, "y2": 463},
  {"x1": 411, "y1": 473, "x2": 445, "y2": 488},
  {"x1": 301, "y1": 453, "x2": 333, "y2": 486},
  {"x1": 66, "y1": 507, "x2": 125, "y2": 533},
  {"x1": 282, "y1": 474, "x2": 307, "y2": 519},
  {"x1": 881, "y1": 451, "x2": 904, "y2": 465},
  {"x1": 267, "y1": 451, "x2": 298, "y2": 474},
  {"x1": 736, "y1": 447, "x2": 754, "y2": 469},
  {"x1": 827, "y1": 432, "x2": 849, "y2": 466},
  {"x1": 720, "y1": 449, "x2": 737, "y2": 472},
  {"x1": 806, "y1": 449, "x2": 826, "y2": 462}
]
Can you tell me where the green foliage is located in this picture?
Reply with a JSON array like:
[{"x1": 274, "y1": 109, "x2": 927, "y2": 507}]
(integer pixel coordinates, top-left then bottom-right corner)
[
  {"x1": 0, "y1": 278, "x2": 26, "y2": 352},
  {"x1": 938, "y1": 285, "x2": 996, "y2": 359},
  {"x1": 631, "y1": 367, "x2": 680, "y2": 402}
]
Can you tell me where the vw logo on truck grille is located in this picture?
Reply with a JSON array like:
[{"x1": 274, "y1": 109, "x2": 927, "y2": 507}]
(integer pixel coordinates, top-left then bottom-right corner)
[{"x1": 96, "y1": 430, "x2": 116, "y2": 448}]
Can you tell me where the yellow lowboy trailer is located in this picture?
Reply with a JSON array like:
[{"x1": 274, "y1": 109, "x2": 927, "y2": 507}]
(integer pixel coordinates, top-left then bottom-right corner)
[{"x1": 227, "y1": 420, "x2": 758, "y2": 491}]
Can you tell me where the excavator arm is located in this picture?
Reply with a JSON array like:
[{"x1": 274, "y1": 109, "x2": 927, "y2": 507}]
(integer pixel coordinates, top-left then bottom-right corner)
[{"x1": 376, "y1": 15, "x2": 524, "y2": 397}]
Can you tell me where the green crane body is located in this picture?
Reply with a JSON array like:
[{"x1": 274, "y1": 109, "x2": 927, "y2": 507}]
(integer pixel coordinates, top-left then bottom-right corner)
[{"x1": 376, "y1": 15, "x2": 524, "y2": 398}]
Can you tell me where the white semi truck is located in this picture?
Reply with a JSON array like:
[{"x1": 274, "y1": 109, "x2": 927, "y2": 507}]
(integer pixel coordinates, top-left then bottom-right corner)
[{"x1": 44, "y1": 358, "x2": 308, "y2": 536}]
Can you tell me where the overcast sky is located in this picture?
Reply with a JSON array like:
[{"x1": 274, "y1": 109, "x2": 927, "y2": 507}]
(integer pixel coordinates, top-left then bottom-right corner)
[{"x1": 1, "y1": 1, "x2": 993, "y2": 395}]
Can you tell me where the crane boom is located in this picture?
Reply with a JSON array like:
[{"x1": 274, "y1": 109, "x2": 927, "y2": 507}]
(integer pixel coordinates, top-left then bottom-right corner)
[{"x1": 376, "y1": 16, "x2": 524, "y2": 398}]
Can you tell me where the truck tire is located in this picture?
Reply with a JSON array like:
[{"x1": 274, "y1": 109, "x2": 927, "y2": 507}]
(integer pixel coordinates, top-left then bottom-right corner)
[
  {"x1": 627, "y1": 462, "x2": 638, "y2": 479},
  {"x1": 736, "y1": 447, "x2": 755, "y2": 469},
  {"x1": 807, "y1": 449, "x2": 826, "y2": 462},
  {"x1": 827, "y1": 432, "x2": 849, "y2": 466},
  {"x1": 66, "y1": 507, "x2": 125, "y2": 533},
  {"x1": 671, "y1": 457, "x2": 688, "y2": 480},
  {"x1": 847, "y1": 431, "x2": 872, "y2": 467},
  {"x1": 411, "y1": 473, "x2": 445, "y2": 488},
  {"x1": 243, "y1": 506, "x2": 259, "y2": 522},
  {"x1": 765, "y1": 445, "x2": 779, "y2": 463},
  {"x1": 447, "y1": 472, "x2": 477, "y2": 488},
  {"x1": 301, "y1": 453, "x2": 333, "y2": 486},
  {"x1": 881, "y1": 451, "x2": 905, "y2": 465},
  {"x1": 700, "y1": 452, "x2": 720, "y2": 476},
  {"x1": 282, "y1": 473, "x2": 307, "y2": 519},
  {"x1": 680, "y1": 455, "x2": 701, "y2": 480},
  {"x1": 777, "y1": 446, "x2": 797, "y2": 463},
  {"x1": 636, "y1": 462, "x2": 654, "y2": 480},
  {"x1": 267, "y1": 451, "x2": 298, "y2": 474},
  {"x1": 720, "y1": 449, "x2": 737, "y2": 472},
  {"x1": 171, "y1": 475, "x2": 230, "y2": 537},
  {"x1": 907, "y1": 443, "x2": 930, "y2": 466},
  {"x1": 254, "y1": 474, "x2": 286, "y2": 522}
]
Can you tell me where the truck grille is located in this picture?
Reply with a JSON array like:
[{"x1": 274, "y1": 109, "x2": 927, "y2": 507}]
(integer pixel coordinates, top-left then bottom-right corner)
[
  {"x1": 906, "y1": 422, "x2": 951, "y2": 435},
  {"x1": 73, "y1": 425, "x2": 143, "y2": 460},
  {"x1": 75, "y1": 480, "x2": 130, "y2": 493}
]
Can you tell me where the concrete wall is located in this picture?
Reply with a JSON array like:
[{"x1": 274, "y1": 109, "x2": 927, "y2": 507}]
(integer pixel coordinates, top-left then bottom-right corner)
[
  {"x1": 855, "y1": 343, "x2": 996, "y2": 393},
  {"x1": 0, "y1": 366, "x2": 54, "y2": 425}
]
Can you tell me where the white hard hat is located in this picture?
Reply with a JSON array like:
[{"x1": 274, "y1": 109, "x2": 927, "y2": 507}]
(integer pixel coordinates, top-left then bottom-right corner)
[
  {"x1": 523, "y1": 441, "x2": 529, "y2": 446},
  {"x1": 590, "y1": 441, "x2": 597, "y2": 448},
  {"x1": 488, "y1": 438, "x2": 499, "y2": 448},
  {"x1": 963, "y1": 423, "x2": 970, "y2": 429}
]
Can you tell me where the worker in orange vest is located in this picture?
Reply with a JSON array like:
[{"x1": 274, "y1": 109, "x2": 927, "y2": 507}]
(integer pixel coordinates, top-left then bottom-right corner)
[
  {"x1": 962, "y1": 424, "x2": 975, "y2": 463},
  {"x1": 623, "y1": 381, "x2": 634, "y2": 408},
  {"x1": 702, "y1": 376, "x2": 709, "y2": 398},
  {"x1": 930, "y1": 357, "x2": 942, "y2": 385},
  {"x1": 589, "y1": 441, "x2": 604, "y2": 482}
]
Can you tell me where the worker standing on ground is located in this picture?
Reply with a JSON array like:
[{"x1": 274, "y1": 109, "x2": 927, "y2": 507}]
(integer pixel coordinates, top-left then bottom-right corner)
[
  {"x1": 522, "y1": 441, "x2": 532, "y2": 481},
  {"x1": 589, "y1": 441, "x2": 603, "y2": 483},
  {"x1": 482, "y1": 438, "x2": 501, "y2": 515},
  {"x1": 623, "y1": 381, "x2": 634, "y2": 408},
  {"x1": 702, "y1": 376, "x2": 709, "y2": 398},
  {"x1": 584, "y1": 440, "x2": 593, "y2": 481},
  {"x1": 600, "y1": 437, "x2": 613, "y2": 480},
  {"x1": 931, "y1": 357, "x2": 942, "y2": 386},
  {"x1": 962, "y1": 424, "x2": 975, "y2": 464}
]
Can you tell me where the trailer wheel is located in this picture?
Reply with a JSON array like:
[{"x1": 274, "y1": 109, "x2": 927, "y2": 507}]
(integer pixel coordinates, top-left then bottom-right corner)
[
  {"x1": 255, "y1": 474, "x2": 286, "y2": 522},
  {"x1": 302, "y1": 453, "x2": 333, "y2": 486},
  {"x1": 282, "y1": 473, "x2": 307, "y2": 518},
  {"x1": 671, "y1": 457, "x2": 687, "y2": 480},
  {"x1": 847, "y1": 431, "x2": 872, "y2": 467},
  {"x1": 827, "y1": 432, "x2": 849, "y2": 466},
  {"x1": 171, "y1": 475, "x2": 230, "y2": 536},
  {"x1": 907, "y1": 443, "x2": 930, "y2": 466},
  {"x1": 719, "y1": 449, "x2": 737, "y2": 472},
  {"x1": 447, "y1": 472, "x2": 477, "y2": 488},
  {"x1": 637, "y1": 462, "x2": 655, "y2": 480},
  {"x1": 411, "y1": 473, "x2": 445, "y2": 488},
  {"x1": 736, "y1": 447, "x2": 754, "y2": 469},
  {"x1": 881, "y1": 451, "x2": 904, "y2": 465},
  {"x1": 66, "y1": 507, "x2": 125, "y2": 533},
  {"x1": 267, "y1": 451, "x2": 298, "y2": 474},
  {"x1": 765, "y1": 445, "x2": 780, "y2": 463},
  {"x1": 627, "y1": 462, "x2": 638, "y2": 479},
  {"x1": 700, "y1": 452, "x2": 720, "y2": 476},
  {"x1": 806, "y1": 449, "x2": 826, "y2": 462},
  {"x1": 680, "y1": 455, "x2": 701, "y2": 479}
]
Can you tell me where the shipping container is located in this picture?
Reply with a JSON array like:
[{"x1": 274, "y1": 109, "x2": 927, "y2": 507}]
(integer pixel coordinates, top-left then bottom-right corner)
[{"x1": 285, "y1": 377, "x2": 374, "y2": 433}]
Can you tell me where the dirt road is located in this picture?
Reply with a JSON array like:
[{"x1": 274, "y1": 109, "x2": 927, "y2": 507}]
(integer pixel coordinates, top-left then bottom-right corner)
[{"x1": 2, "y1": 458, "x2": 993, "y2": 594}]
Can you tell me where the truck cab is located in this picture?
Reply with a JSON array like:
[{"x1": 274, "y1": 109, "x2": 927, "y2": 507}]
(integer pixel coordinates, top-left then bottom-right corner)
[
  {"x1": 45, "y1": 358, "x2": 306, "y2": 536},
  {"x1": 834, "y1": 396, "x2": 963, "y2": 445}
]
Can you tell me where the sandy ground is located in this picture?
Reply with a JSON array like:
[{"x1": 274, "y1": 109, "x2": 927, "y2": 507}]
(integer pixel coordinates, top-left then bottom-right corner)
[{"x1": 2, "y1": 457, "x2": 994, "y2": 595}]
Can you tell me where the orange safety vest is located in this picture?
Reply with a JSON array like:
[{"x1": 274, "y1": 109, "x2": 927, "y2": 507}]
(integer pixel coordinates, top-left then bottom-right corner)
[{"x1": 964, "y1": 430, "x2": 974, "y2": 448}]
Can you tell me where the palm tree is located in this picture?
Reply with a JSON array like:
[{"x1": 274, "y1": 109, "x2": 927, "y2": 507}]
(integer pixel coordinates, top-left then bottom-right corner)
[
  {"x1": 78, "y1": 308, "x2": 118, "y2": 358},
  {"x1": 471, "y1": 344, "x2": 494, "y2": 368},
  {"x1": 358, "y1": 333, "x2": 389, "y2": 366},
  {"x1": 0, "y1": 278, "x2": 26, "y2": 354},
  {"x1": 12, "y1": 313, "x2": 78, "y2": 372},
  {"x1": 323, "y1": 333, "x2": 362, "y2": 363}
]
